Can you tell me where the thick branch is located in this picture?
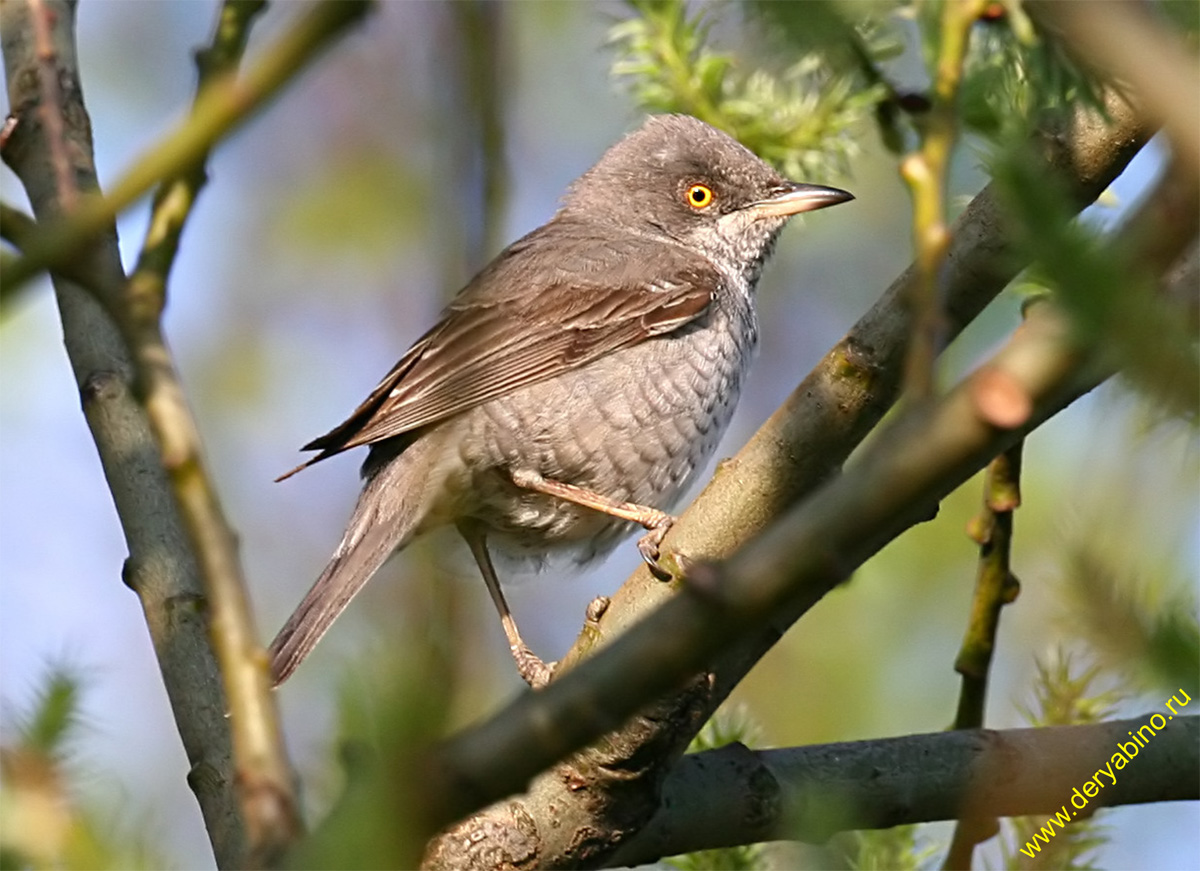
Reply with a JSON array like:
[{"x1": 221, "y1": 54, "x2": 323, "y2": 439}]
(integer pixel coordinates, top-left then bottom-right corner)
[
  {"x1": 611, "y1": 714, "x2": 1200, "y2": 865},
  {"x1": 562, "y1": 89, "x2": 1147, "y2": 692},
  {"x1": 431, "y1": 295, "x2": 1105, "y2": 854},
  {"x1": 1030, "y1": 0, "x2": 1200, "y2": 183}
]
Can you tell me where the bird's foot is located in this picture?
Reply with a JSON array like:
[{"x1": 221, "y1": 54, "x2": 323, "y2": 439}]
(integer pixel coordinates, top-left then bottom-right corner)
[
  {"x1": 585, "y1": 595, "x2": 611, "y2": 625},
  {"x1": 511, "y1": 643, "x2": 557, "y2": 689},
  {"x1": 637, "y1": 515, "x2": 679, "y2": 581}
]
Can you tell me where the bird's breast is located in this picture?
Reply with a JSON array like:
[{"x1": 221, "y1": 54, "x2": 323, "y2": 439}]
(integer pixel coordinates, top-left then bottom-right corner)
[{"x1": 453, "y1": 285, "x2": 758, "y2": 562}]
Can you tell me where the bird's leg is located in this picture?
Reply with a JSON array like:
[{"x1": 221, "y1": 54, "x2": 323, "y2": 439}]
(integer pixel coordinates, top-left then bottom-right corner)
[
  {"x1": 457, "y1": 521, "x2": 556, "y2": 688},
  {"x1": 509, "y1": 469, "x2": 677, "y2": 580}
]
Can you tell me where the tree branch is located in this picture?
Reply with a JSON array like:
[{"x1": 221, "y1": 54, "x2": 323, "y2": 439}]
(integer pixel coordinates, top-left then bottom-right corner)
[
  {"x1": 943, "y1": 438, "x2": 1024, "y2": 868},
  {"x1": 1, "y1": 1, "x2": 371, "y2": 865},
  {"x1": 1, "y1": 1, "x2": 246, "y2": 865},
  {"x1": 115, "y1": 2, "x2": 303, "y2": 864},
  {"x1": 899, "y1": 0, "x2": 987, "y2": 398},
  {"x1": 1029, "y1": 0, "x2": 1200, "y2": 183},
  {"x1": 131, "y1": 0, "x2": 266, "y2": 284},
  {"x1": 1, "y1": 0, "x2": 372, "y2": 294},
  {"x1": 429, "y1": 289, "x2": 1101, "y2": 866},
  {"x1": 565, "y1": 88, "x2": 1148, "y2": 700},
  {"x1": 610, "y1": 713, "x2": 1200, "y2": 865}
]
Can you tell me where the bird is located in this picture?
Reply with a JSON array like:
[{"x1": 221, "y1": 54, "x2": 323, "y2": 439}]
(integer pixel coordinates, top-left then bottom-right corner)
[{"x1": 269, "y1": 114, "x2": 852, "y2": 688}]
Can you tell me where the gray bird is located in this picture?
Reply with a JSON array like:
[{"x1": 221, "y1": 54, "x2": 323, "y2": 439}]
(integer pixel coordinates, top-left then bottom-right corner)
[{"x1": 269, "y1": 114, "x2": 852, "y2": 687}]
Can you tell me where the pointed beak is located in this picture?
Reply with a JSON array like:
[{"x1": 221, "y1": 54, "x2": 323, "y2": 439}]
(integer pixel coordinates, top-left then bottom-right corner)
[{"x1": 747, "y1": 182, "x2": 854, "y2": 218}]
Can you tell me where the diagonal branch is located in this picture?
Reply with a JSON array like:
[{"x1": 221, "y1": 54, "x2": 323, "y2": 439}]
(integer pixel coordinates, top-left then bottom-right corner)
[
  {"x1": 432, "y1": 284, "x2": 1105, "y2": 852},
  {"x1": 1, "y1": 0, "x2": 372, "y2": 294},
  {"x1": 562, "y1": 89, "x2": 1147, "y2": 697},
  {"x1": 115, "y1": 2, "x2": 303, "y2": 864},
  {"x1": 131, "y1": 0, "x2": 267, "y2": 285},
  {"x1": 1029, "y1": 0, "x2": 1200, "y2": 181}
]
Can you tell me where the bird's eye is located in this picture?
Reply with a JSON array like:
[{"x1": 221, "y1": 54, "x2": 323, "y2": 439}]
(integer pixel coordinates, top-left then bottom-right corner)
[{"x1": 685, "y1": 183, "x2": 715, "y2": 209}]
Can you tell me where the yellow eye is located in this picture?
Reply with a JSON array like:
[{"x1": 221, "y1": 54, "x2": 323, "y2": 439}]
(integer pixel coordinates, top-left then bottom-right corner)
[{"x1": 685, "y1": 183, "x2": 714, "y2": 209}]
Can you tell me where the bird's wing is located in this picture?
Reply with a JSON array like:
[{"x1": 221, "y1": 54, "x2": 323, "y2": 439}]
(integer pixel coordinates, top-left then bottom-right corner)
[{"x1": 279, "y1": 258, "x2": 720, "y2": 477}]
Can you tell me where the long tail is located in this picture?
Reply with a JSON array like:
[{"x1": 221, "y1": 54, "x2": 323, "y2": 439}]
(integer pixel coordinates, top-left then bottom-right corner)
[{"x1": 268, "y1": 438, "x2": 435, "y2": 686}]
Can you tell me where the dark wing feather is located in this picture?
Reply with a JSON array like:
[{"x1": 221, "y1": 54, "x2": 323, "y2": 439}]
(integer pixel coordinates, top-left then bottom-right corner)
[{"x1": 280, "y1": 246, "x2": 720, "y2": 478}]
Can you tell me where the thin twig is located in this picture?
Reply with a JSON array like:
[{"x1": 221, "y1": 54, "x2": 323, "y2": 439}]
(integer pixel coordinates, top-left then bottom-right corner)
[
  {"x1": 131, "y1": 0, "x2": 266, "y2": 283},
  {"x1": 953, "y1": 442, "x2": 1024, "y2": 728},
  {"x1": 955, "y1": 443, "x2": 1022, "y2": 729},
  {"x1": 900, "y1": 0, "x2": 988, "y2": 399},
  {"x1": 943, "y1": 439, "x2": 1024, "y2": 869},
  {"x1": 0, "y1": 201, "x2": 38, "y2": 245},
  {"x1": 1, "y1": 203, "x2": 106, "y2": 311},
  {"x1": 2, "y1": 0, "x2": 372, "y2": 292},
  {"x1": 116, "y1": 1, "x2": 306, "y2": 864}
]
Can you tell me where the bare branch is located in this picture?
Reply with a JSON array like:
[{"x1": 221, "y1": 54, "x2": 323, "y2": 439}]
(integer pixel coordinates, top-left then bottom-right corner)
[
  {"x1": 430, "y1": 294, "x2": 1101, "y2": 858},
  {"x1": 116, "y1": 1, "x2": 305, "y2": 863},
  {"x1": 131, "y1": 0, "x2": 267, "y2": 283},
  {"x1": 1030, "y1": 0, "x2": 1200, "y2": 182},
  {"x1": 2, "y1": 0, "x2": 372, "y2": 293},
  {"x1": 610, "y1": 714, "x2": 1200, "y2": 865},
  {"x1": 0, "y1": 201, "x2": 38, "y2": 255},
  {"x1": 944, "y1": 438, "x2": 1024, "y2": 868},
  {"x1": 564, "y1": 90, "x2": 1148, "y2": 695},
  {"x1": 899, "y1": 0, "x2": 988, "y2": 398},
  {"x1": 1, "y1": 1, "x2": 246, "y2": 865},
  {"x1": 1, "y1": 1, "x2": 372, "y2": 865}
]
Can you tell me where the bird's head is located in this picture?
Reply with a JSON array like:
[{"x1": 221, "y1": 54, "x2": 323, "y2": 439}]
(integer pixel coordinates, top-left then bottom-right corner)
[{"x1": 561, "y1": 114, "x2": 853, "y2": 278}]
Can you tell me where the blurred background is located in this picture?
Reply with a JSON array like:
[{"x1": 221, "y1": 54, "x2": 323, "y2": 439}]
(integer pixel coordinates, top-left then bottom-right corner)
[{"x1": 1, "y1": 1, "x2": 1195, "y2": 867}]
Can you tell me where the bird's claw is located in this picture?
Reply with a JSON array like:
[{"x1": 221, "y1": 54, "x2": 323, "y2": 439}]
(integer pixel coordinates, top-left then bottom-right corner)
[
  {"x1": 512, "y1": 643, "x2": 556, "y2": 689},
  {"x1": 637, "y1": 517, "x2": 678, "y2": 581}
]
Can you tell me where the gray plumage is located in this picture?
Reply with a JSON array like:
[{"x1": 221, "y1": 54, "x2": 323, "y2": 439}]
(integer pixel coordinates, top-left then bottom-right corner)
[{"x1": 269, "y1": 114, "x2": 852, "y2": 686}]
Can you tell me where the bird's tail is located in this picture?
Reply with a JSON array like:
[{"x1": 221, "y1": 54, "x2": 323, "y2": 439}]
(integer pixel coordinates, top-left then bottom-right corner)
[{"x1": 268, "y1": 438, "x2": 437, "y2": 686}]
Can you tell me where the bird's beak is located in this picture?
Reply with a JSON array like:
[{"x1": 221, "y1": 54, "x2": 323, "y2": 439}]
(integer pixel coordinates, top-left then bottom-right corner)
[{"x1": 748, "y1": 182, "x2": 854, "y2": 218}]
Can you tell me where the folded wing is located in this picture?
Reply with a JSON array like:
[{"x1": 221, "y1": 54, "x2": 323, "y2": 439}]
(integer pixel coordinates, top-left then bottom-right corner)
[{"x1": 280, "y1": 253, "x2": 721, "y2": 478}]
